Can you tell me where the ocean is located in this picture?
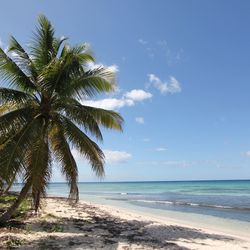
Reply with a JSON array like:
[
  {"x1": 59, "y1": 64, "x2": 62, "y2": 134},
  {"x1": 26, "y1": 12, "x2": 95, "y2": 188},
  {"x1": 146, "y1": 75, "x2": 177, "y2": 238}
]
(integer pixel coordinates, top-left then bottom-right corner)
[{"x1": 12, "y1": 180, "x2": 250, "y2": 235}]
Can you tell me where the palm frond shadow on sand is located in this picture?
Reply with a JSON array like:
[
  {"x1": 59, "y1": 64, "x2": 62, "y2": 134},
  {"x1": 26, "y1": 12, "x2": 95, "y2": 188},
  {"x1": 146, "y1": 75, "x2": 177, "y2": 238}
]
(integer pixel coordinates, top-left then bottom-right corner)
[{"x1": 5, "y1": 201, "x2": 236, "y2": 250}]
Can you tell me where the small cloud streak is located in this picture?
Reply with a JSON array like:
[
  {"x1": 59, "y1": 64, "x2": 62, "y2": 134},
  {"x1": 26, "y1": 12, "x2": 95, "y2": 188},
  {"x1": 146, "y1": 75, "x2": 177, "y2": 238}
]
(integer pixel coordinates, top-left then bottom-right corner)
[
  {"x1": 135, "y1": 117, "x2": 144, "y2": 124},
  {"x1": 155, "y1": 147, "x2": 167, "y2": 152},
  {"x1": 157, "y1": 40, "x2": 184, "y2": 65},
  {"x1": 104, "y1": 150, "x2": 132, "y2": 164},
  {"x1": 138, "y1": 38, "x2": 148, "y2": 45},
  {"x1": 138, "y1": 39, "x2": 184, "y2": 65},
  {"x1": 137, "y1": 160, "x2": 193, "y2": 167},
  {"x1": 148, "y1": 74, "x2": 182, "y2": 94}
]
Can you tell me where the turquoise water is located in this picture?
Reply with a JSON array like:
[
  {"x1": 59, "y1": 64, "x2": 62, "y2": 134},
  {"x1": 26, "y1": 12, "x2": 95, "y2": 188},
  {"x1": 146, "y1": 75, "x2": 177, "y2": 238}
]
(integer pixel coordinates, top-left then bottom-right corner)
[{"x1": 12, "y1": 180, "x2": 250, "y2": 223}]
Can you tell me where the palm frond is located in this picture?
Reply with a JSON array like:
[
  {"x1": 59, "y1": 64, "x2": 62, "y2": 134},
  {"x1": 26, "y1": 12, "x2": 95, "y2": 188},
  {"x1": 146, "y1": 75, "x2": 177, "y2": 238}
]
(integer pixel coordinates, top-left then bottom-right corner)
[
  {"x1": 54, "y1": 99, "x2": 123, "y2": 137},
  {"x1": 0, "y1": 47, "x2": 36, "y2": 91},
  {"x1": 39, "y1": 43, "x2": 94, "y2": 94},
  {"x1": 53, "y1": 114, "x2": 105, "y2": 177},
  {"x1": 52, "y1": 36, "x2": 68, "y2": 58},
  {"x1": 0, "y1": 107, "x2": 35, "y2": 142},
  {"x1": 0, "y1": 117, "x2": 40, "y2": 183},
  {"x1": 8, "y1": 36, "x2": 37, "y2": 79},
  {"x1": 60, "y1": 43, "x2": 94, "y2": 63},
  {"x1": 55, "y1": 102, "x2": 103, "y2": 141},
  {"x1": 65, "y1": 66, "x2": 116, "y2": 99},
  {"x1": 0, "y1": 103, "x2": 19, "y2": 114},
  {"x1": 49, "y1": 124, "x2": 78, "y2": 201},
  {"x1": 79, "y1": 104, "x2": 124, "y2": 131},
  {"x1": 30, "y1": 14, "x2": 55, "y2": 70},
  {"x1": 0, "y1": 88, "x2": 35, "y2": 105}
]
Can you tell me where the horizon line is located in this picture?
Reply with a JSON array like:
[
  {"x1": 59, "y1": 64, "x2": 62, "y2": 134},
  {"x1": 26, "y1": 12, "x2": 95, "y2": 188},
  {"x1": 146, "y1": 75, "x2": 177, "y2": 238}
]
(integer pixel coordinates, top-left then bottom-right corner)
[{"x1": 14, "y1": 178, "x2": 250, "y2": 185}]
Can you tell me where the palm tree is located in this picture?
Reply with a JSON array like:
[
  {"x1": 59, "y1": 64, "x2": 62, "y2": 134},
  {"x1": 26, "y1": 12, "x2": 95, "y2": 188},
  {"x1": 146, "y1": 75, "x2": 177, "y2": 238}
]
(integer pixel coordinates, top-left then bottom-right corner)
[{"x1": 0, "y1": 15, "x2": 123, "y2": 224}]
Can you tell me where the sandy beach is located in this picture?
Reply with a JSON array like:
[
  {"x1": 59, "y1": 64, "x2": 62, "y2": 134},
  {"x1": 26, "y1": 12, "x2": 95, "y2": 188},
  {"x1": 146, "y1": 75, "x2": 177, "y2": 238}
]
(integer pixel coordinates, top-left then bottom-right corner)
[{"x1": 0, "y1": 197, "x2": 249, "y2": 250}]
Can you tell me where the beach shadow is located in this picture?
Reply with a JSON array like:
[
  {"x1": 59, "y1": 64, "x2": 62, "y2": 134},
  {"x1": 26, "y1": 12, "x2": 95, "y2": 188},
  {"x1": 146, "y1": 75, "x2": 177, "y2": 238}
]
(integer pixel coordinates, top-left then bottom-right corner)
[
  {"x1": 21, "y1": 220, "x2": 235, "y2": 249},
  {"x1": 144, "y1": 224, "x2": 235, "y2": 247},
  {"x1": 1, "y1": 201, "x2": 239, "y2": 250}
]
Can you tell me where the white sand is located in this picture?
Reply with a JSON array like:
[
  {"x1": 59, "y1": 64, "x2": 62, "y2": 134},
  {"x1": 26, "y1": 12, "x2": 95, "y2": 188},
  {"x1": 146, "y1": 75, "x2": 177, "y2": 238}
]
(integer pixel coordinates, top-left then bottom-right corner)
[{"x1": 0, "y1": 197, "x2": 249, "y2": 249}]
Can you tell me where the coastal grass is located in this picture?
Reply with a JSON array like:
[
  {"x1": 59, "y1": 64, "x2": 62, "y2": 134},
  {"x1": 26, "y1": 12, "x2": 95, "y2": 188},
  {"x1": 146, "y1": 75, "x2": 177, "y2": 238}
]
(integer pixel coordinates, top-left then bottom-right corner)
[{"x1": 0, "y1": 193, "x2": 31, "y2": 220}]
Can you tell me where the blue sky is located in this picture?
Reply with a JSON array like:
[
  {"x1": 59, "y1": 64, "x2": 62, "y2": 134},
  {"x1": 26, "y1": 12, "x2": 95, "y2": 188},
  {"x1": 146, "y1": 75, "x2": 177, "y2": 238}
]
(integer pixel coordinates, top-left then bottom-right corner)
[{"x1": 1, "y1": 0, "x2": 250, "y2": 181}]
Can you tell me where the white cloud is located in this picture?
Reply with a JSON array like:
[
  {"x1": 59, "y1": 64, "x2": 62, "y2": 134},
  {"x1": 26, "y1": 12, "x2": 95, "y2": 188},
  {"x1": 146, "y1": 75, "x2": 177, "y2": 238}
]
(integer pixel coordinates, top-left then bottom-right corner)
[
  {"x1": 155, "y1": 147, "x2": 167, "y2": 152},
  {"x1": 82, "y1": 89, "x2": 152, "y2": 110},
  {"x1": 244, "y1": 151, "x2": 250, "y2": 157},
  {"x1": 137, "y1": 160, "x2": 193, "y2": 167},
  {"x1": 71, "y1": 149, "x2": 79, "y2": 159},
  {"x1": 157, "y1": 40, "x2": 168, "y2": 47},
  {"x1": 71, "y1": 148, "x2": 88, "y2": 164},
  {"x1": 70, "y1": 148, "x2": 132, "y2": 165},
  {"x1": 86, "y1": 61, "x2": 119, "y2": 73},
  {"x1": 135, "y1": 117, "x2": 144, "y2": 124},
  {"x1": 138, "y1": 39, "x2": 183, "y2": 65},
  {"x1": 107, "y1": 64, "x2": 119, "y2": 73},
  {"x1": 124, "y1": 89, "x2": 152, "y2": 101},
  {"x1": 157, "y1": 40, "x2": 184, "y2": 65},
  {"x1": 103, "y1": 150, "x2": 132, "y2": 164},
  {"x1": 82, "y1": 98, "x2": 134, "y2": 110},
  {"x1": 148, "y1": 74, "x2": 182, "y2": 94},
  {"x1": 138, "y1": 38, "x2": 148, "y2": 45},
  {"x1": 162, "y1": 161, "x2": 193, "y2": 167}
]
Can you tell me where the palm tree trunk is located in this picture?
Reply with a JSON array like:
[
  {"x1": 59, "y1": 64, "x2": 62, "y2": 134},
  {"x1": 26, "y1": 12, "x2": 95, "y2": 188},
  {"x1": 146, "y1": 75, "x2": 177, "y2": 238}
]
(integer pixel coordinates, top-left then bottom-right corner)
[
  {"x1": 32, "y1": 189, "x2": 41, "y2": 212},
  {"x1": 0, "y1": 180, "x2": 31, "y2": 225}
]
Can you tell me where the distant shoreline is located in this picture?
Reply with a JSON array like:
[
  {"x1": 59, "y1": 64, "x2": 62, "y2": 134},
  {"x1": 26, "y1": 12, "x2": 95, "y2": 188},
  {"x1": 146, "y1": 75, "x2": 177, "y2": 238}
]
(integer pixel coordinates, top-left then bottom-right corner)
[{"x1": 13, "y1": 178, "x2": 250, "y2": 184}]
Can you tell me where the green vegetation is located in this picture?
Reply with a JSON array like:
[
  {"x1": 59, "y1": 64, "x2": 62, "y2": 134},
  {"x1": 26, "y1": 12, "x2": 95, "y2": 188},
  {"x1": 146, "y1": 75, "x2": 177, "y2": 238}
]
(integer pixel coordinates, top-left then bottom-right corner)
[
  {"x1": 0, "y1": 193, "x2": 31, "y2": 219},
  {"x1": 48, "y1": 224, "x2": 64, "y2": 233},
  {"x1": 0, "y1": 14, "x2": 124, "y2": 224},
  {"x1": 6, "y1": 237, "x2": 25, "y2": 248}
]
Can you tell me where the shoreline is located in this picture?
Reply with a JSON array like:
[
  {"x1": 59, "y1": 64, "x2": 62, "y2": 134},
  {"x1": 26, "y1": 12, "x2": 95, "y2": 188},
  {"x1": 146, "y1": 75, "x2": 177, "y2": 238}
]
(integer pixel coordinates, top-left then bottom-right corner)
[
  {"x1": 85, "y1": 198, "x2": 250, "y2": 242},
  {"x1": 0, "y1": 196, "x2": 249, "y2": 249}
]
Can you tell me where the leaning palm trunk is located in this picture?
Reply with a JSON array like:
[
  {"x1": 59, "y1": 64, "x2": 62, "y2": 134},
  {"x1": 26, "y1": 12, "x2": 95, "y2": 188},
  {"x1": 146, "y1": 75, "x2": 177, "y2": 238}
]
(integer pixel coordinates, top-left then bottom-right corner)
[
  {"x1": 0, "y1": 180, "x2": 31, "y2": 224},
  {"x1": 0, "y1": 15, "x2": 123, "y2": 223},
  {"x1": 2, "y1": 171, "x2": 17, "y2": 195},
  {"x1": 2, "y1": 181, "x2": 14, "y2": 195}
]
